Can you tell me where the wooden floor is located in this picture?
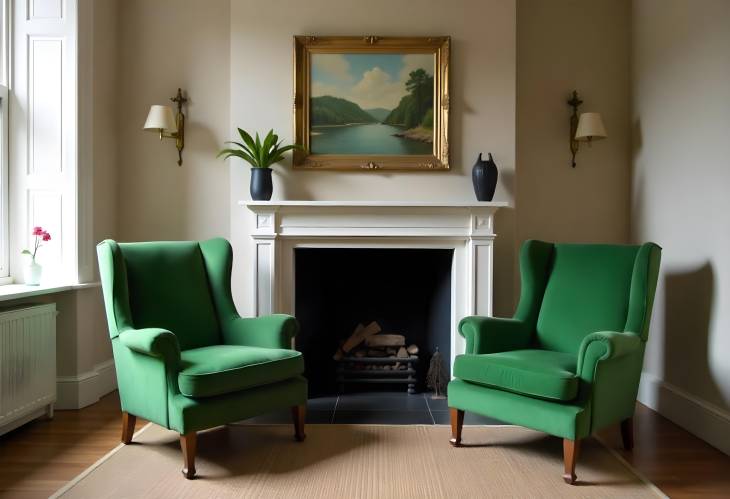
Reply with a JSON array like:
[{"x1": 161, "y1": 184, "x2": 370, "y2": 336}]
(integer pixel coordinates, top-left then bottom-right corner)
[{"x1": 0, "y1": 392, "x2": 728, "y2": 498}]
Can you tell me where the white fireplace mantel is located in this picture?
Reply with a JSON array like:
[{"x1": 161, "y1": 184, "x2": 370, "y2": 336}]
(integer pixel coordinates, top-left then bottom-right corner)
[{"x1": 241, "y1": 200, "x2": 508, "y2": 368}]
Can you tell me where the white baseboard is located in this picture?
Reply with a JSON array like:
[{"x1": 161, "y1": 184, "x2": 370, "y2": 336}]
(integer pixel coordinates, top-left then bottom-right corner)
[
  {"x1": 638, "y1": 371, "x2": 730, "y2": 456},
  {"x1": 56, "y1": 359, "x2": 117, "y2": 410}
]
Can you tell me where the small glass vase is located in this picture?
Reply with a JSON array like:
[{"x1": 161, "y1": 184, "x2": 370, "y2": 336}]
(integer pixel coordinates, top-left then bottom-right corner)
[{"x1": 24, "y1": 258, "x2": 42, "y2": 286}]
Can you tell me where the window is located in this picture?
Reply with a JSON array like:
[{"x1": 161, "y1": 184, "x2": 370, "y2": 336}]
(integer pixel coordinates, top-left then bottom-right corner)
[{"x1": 8, "y1": 0, "x2": 81, "y2": 285}]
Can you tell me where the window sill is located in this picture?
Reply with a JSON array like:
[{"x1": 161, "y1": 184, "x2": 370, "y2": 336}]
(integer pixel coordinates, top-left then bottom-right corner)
[{"x1": 0, "y1": 282, "x2": 100, "y2": 302}]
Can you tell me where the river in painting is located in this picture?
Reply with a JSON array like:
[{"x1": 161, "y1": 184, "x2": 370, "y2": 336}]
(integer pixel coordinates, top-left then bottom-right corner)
[{"x1": 310, "y1": 123, "x2": 432, "y2": 155}]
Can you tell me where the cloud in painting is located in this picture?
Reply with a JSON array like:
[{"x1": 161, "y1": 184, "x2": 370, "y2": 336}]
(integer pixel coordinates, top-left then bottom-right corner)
[
  {"x1": 350, "y1": 66, "x2": 405, "y2": 109},
  {"x1": 312, "y1": 54, "x2": 353, "y2": 83},
  {"x1": 311, "y1": 53, "x2": 434, "y2": 111}
]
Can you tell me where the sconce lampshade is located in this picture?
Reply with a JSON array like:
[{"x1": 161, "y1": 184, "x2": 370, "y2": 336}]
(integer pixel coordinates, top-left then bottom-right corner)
[
  {"x1": 143, "y1": 105, "x2": 176, "y2": 132},
  {"x1": 575, "y1": 112, "x2": 607, "y2": 141}
]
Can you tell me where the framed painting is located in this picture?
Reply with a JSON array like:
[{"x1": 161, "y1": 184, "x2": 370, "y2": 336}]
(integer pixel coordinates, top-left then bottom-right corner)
[{"x1": 293, "y1": 36, "x2": 450, "y2": 171}]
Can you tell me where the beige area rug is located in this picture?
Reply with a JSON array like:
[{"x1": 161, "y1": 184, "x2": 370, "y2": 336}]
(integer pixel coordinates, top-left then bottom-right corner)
[{"x1": 53, "y1": 423, "x2": 665, "y2": 498}]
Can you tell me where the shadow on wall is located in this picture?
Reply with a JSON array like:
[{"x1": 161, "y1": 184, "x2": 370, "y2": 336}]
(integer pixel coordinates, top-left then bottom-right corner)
[
  {"x1": 661, "y1": 263, "x2": 724, "y2": 406},
  {"x1": 630, "y1": 119, "x2": 644, "y2": 241}
]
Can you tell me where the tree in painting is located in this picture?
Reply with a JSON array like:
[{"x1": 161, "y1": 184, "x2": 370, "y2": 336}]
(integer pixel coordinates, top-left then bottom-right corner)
[{"x1": 384, "y1": 68, "x2": 434, "y2": 134}]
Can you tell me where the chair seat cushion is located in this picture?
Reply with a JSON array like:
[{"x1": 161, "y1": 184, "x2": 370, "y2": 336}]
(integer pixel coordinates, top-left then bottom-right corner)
[
  {"x1": 178, "y1": 345, "x2": 304, "y2": 398},
  {"x1": 453, "y1": 349, "x2": 578, "y2": 401}
]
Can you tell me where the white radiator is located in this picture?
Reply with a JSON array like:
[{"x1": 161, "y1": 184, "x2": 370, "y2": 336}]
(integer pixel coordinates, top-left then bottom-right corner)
[{"x1": 0, "y1": 303, "x2": 57, "y2": 436}]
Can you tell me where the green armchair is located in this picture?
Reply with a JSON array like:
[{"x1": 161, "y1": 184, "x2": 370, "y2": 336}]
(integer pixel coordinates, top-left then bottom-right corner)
[
  {"x1": 97, "y1": 238, "x2": 308, "y2": 479},
  {"x1": 448, "y1": 240, "x2": 661, "y2": 484}
]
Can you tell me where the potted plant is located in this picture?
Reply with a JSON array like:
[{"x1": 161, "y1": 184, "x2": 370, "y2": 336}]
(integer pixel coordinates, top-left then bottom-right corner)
[
  {"x1": 218, "y1": 129, "x2": 301, "y2": 201},
  {"x1": 21, "y1": 226, "x2": 51, "y2": 285}
]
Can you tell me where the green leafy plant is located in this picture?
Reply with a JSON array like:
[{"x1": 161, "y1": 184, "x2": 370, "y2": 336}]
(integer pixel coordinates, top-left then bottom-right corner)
[{"x1": 217, "y1": 128, "x2": 301, "y2": 168}]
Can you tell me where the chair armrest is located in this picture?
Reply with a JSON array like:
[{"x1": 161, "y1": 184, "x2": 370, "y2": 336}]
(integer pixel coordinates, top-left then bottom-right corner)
[
  {"x1": 458, "y1": 316, "x2": 532, "y2": 354},
  {"x1": 118, "y1": 328, "x2": 181, "y2": 368},
  {"x1": 223, "y1": 314, "x2": 299, "y2": 349},
  {"x1": 577, "y1": 331, "x2": 641, "y2": 382}
]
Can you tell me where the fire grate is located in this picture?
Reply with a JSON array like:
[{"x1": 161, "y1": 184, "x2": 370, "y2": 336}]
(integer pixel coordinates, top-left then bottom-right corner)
[{"x1": 335, "y1": 355, "x2": 419, "y2": 394}]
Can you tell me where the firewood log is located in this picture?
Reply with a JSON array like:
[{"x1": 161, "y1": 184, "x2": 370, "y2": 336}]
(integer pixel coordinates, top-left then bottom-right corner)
[
  {"x1": 341, "y1": 321, "x2": 381, "y2": 353},
  {"x1": 365, "y1": 334, "x2": 406, "y2": 347}
]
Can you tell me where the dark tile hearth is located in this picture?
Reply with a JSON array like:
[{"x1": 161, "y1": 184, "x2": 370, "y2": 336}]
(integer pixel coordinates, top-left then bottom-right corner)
[
  {"x1": 333, "y1": 410, "x2": 434, "y2": 425},
  {"x1": 240, "y1": 392, "x2": 504, "y2": 425},
  {"x1": 336, "y1": 393, "x2": 428, "y2": 412}
]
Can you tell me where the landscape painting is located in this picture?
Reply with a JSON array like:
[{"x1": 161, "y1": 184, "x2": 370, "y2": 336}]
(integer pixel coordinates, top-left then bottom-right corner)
[
  {"x1": 309, "y1": 53, "x2": 435, "y2": 155},
  {"x1": 293, "y1": 36, "x2": 450, "y2": 170}
]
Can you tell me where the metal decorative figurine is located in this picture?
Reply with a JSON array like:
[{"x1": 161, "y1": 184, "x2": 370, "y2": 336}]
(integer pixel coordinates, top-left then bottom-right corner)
[
  {"x1": 567, "y1": 90, "x2": 583, "y2": 168},
  {"x1": 426, "y1": 347, "x2": 448, "y2": 399}
]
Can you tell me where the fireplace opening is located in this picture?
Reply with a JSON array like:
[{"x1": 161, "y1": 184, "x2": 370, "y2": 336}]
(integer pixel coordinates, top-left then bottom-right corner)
[{"x1": 295, "y1": 248, "x2": 453, "y2": 397}]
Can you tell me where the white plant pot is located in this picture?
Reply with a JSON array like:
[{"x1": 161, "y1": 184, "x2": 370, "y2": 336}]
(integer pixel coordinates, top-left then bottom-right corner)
[{"x1": 24, "y1": 260, "x2": 42, "y2": 286}]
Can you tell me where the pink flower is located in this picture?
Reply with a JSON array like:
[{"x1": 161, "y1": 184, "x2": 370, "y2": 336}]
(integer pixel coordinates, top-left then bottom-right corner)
[
  {"x1": 32, "y1": 226, "x2": 43, "y2": 236},
  {"x1": 42, "y1": 232, "x2": 51, "y2": 242}
]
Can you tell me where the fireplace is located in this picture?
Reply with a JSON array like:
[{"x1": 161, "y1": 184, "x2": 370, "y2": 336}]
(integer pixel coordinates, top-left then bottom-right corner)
[
  {"x1": 295, "y1": 248, "x2": 452, "y2": 396},
  {"x1": 243, "y1": 200, "x2": 506, "y2": 378}
]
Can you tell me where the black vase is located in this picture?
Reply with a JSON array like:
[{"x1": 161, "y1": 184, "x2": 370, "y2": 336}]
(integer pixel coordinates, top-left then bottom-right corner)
[
  {"x1": 472, "y1": 152, "x2": 498, "y2": 201},
  {"x1": 250, "y1": 167, "x2": 273, "y2": 201}
]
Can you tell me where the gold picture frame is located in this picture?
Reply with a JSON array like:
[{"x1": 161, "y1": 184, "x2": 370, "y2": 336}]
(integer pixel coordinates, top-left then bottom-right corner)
[{"x1": 293, "y1": 35, "x2": 450, "y2": 171}]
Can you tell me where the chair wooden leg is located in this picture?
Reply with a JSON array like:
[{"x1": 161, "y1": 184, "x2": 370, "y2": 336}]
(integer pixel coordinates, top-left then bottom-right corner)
[
  {"x1": 621, "y1": 417, "x2": 634, "y2": 451},
  {"x1": 449, "y1": 408, "x2": 464, "y2": 447},
  {"x1": 563, "y1": 438, "x2": 580, "y2": 484},
  {"x1": 180, "y1": 432, "x2": 197, "y2": 479},
  {"x1": 291, "y1": 404, "x2": 306, "y2": 441},
  {"x1": 121, "y1": 412, "x2": 136, "y2": 444}
]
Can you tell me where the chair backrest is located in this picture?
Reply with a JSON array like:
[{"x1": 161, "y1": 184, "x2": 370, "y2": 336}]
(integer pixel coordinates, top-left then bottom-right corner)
[
  {"x1": 535, "y1": 242, "x2": 660, "y2": 354},
  {"x1": 97, "y1": 240, "x2": 221, "y2": 350}
]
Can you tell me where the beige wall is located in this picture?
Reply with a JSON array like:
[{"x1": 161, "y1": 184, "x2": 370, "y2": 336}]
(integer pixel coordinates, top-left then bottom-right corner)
[
  {"x1": 67, "y1": 0, "x2": 232, "y2": 401},
  {"x1": 229, "y1": 0, "x2": 518, "y2": 317},
  {"x1": 632, "y1": 0, "x2": 730, "y2": 448},
  {"x1": 76, "y1": 0, "x2": 122, "y2": 374},
  {"x1": 516, "y1": 0, "x2": 631, "y2": 245},
  {"x1": 110, "y1": 0, "x2": 637, "y2": 320},
  {"x1": 92, "y1": 0, "x2": 119, "y2": 250},
  {"x1": 116, "y1": 0, "x2": 231, "y2": 242}
]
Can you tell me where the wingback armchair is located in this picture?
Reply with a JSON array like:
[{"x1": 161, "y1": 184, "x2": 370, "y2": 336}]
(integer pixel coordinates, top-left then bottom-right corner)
[
  {"x1": 97, "y1": 238, "x2": 308, "y2": 479},
  {"x1": 448, "y1": 240, "x2": 661, "y2": 484}
]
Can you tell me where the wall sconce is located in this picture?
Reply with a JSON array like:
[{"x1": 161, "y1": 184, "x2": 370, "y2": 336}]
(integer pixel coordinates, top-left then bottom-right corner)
[
  {"x1": 567, "y1": 90, "x2": 607, "y2": 168},
  {"x1": 143, "y1": 88, "x2": 188, "y2": 166}
]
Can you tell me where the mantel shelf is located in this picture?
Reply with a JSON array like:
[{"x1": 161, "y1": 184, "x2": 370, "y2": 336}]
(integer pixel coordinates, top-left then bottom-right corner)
[{"x1": 240, "y1": 200, "x2": 509, "y2": 209}]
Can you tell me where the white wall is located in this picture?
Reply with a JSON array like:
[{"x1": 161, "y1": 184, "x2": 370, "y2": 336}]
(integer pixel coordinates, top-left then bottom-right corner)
[
  {"x1": 229, "y1": 0, "x2": 518, "y2": 317},
  {"x1": 632, "y1": 0, "x2": 730, "y2": 454}
]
